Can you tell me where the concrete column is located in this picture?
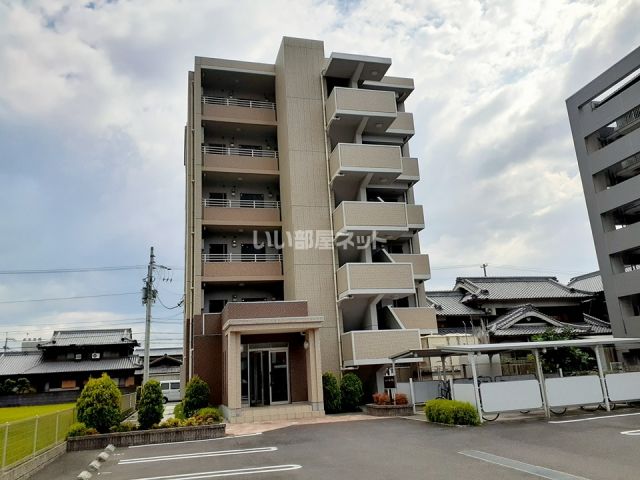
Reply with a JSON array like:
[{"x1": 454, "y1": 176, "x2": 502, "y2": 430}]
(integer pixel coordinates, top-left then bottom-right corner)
[
  {"x1": 306, "y1": 329, "x2": 324, "y2": 411},
  {"x1": 226, "y1": 332, "x2": 242, "y2": 410}
]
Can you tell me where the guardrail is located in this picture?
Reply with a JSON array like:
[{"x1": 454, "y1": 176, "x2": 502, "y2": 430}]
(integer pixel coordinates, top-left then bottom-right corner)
[
  {"x1": 202, "y1": 145, "x2": 278, "y2": 158},
  {"x1": 202, "y1": 96, "x2": 275, "y2": 110},
  {"x1": 202, "y1": 198, "x2": 280, "y2": 209},
  {"x1": 0, "y1": 407, "x2": 76, "y2": 471},
  {"x1": 202, "y1": 253, "x2": 282, "y2": 263}
]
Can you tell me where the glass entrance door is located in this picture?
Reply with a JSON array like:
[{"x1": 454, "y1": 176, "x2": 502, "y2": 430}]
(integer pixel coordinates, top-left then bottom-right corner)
[
  {"x1": 269, "y1": 350, "x2": 289, "y2": 404},
  {"x1": 247, "y1": 346, "x2": 289, "y2": 407}
]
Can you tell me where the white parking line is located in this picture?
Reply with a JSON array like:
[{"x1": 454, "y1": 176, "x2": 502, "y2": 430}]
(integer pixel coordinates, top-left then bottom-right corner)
[
  {"x1": 621, "y1": 429, "x2": 640, "y2": 436},
  {"x1": 549, "y1": 412, "x2": 640, "y2": 424},
  {"x1": 120, "y1": 447, "x2": 277, "y2": 464},
  {"x1": 129, "y1": 464, "x2": 302, "y2": 480},
  {"x1": 128, "y1": 433, "x2": 263, "y2": 448},
  {"x1": 459, "y1": 450, "x2": 590, "y2": 480}
]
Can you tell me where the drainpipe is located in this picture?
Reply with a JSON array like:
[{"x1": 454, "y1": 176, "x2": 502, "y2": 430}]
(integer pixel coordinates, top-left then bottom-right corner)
[{"x1": 320, "y1": 71, "x2": 344, "y2": 375}]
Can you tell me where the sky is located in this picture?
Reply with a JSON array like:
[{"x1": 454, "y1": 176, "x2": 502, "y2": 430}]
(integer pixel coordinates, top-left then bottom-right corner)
[{"x1": 1, "y1": 0, "x2": 639, "y2": 349}]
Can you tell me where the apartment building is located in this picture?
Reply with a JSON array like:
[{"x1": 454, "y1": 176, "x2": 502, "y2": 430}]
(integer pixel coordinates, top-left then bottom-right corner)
[
  {"x1": 183, "y1": 37, "x2": 435, "y2": 423},
  {"x1": 566, "y1": 46, "x2": 640, "y2": 353}
]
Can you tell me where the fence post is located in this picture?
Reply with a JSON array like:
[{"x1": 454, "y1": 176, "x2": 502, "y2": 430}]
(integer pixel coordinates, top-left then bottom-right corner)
[
  {"x1": 55, "y1": 412, "x2": 60, "y2": 442},
  {"x1": 2, "y1": 422, "x2": 8, "y2": 469},
  {"x1": 32, "y1": 416, "x2": 39, "y2": 456}
]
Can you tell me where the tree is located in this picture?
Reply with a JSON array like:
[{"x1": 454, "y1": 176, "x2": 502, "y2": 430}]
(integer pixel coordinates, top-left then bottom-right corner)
[
  {"x1": 183, "y1": 376, "x2": 210, "y2": 417},
  {"x1": 76, "y1": 373, "x2": 122, "y2": 433},
  {"x1": 322, "y1": 372, "x2": 341, "y2": 413},
  {"x1": 137, "y1": 380, "x2": 164, "y2": 429},
  {"x1": 2, "y1": 379, "x2": 16, "y2": 395},
  {"x1": 340, "y1": 373, "x2": 363, "y2": 412},
  {"x1": 532, "y1": 328, "x2": 596, "y2": 374},
  {"x1": 15, "y1": 378, "x2": 35, "y2": 394}
]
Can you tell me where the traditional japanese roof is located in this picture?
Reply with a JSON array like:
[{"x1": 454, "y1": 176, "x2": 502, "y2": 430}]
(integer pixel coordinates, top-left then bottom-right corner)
[
  {"x1": 39, "y1": 329, "x2": 138, "y2": 348},
  {"x1": 567, "y1": 271, "x2": 603, "y2": 293},
  {"x1": 454, "y1": 276, "x2": 593, "y2": 302},
  {"x1": 0, "y1": 352, "x2": 140, "y2": 376},
  {"x1": 424, "y1": 291, "x2": 485, "y2": 316}
]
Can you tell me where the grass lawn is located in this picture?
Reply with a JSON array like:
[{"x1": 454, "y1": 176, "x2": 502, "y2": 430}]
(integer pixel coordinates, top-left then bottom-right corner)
[{"x1": 0, "y1": 403, "x2": 75, "y2": 423}]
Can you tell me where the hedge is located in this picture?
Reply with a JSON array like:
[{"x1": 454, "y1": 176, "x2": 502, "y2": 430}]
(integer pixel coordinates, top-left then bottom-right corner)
[
  {"x1": 322, "y1": 372, "x2": 341, "y2": 413},
  {"x1": 424, "y1": 399, "x2": 480, "y2": 426}
]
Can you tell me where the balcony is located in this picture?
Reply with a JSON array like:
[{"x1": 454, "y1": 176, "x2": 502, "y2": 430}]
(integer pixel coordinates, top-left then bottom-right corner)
[
  {"x1": 201, "y1": 253, "x2": 283, "y2": 283},
  {"x1": 329, "y1": 143, "x2": 403, "y2": 184},
  {"x1": 202, "y1": 145, "x2": 279, "y2": 175},
  {"x1": 325, "y1": 87, "x2": 397, "y2": 140},
  {"x1": 389, "y1": 253, "x2": 431, "y2": 281},
  {"x1": 333, "y1": 201, "x2": 424, "y2": 237},
  {"x1": 219, "y1": 301, "x2": 323, "y2": 334},
  {"x1": 388, "y1": 307, "x2": 437, "y2": 333},
  {"x1": 341, "y1": 329, "x2": 422, "y2": 366},
  {"x1": 202, "y1": 198, "x2": 281, "y2": 227},
  {"x1": 397, "y1": 157, "x2": 420, "y2": 183},
  {"x1": 335, "y1": 263, "x2": 415, "y2": 300},
  {"x1": 201, "y1": 96, "x2": 276, "y2": 125},
  {"x1": 386, "y1": 112, "x2": 415, "y2": 137}
]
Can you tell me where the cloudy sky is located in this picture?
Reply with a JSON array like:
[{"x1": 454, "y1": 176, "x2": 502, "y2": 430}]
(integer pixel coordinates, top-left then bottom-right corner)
[{"x1": 1, "y1": 0, "x2": 639, "y2": 348}]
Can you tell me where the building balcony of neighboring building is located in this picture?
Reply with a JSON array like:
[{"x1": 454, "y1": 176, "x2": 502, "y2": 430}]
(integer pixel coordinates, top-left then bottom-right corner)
[
  {"x1": 325, "y1": 87, "x2": 397, "y2": 140},
  {"x1": 361, "y1": 75, "x2": 415, "y2": 103},
  {"x1": 202, "y1": 145, "x2": 279, "y2": 175},
  {"x1": 397, "y1": 157, "x2": 420, "y2": 184},
  {"x1": 335, "y1": 262, "x2": 415, "y2": 300},
  {"x1": 201, "y1": 96, "x2": 277, "y2": 125},
  {"x1": 201, "y1": 253, "x2": 283, "y2": 283},
  {"x1": 202, "y1": 198, "x2": 281, "y2": 228},
  {"x1": 388, "y1": 253, "x2": 431, "y2": 281},
  {"x1": 332, "y1": 201, "x2": 424, "y2": 237},
  {"x1": 329, "y1": 143, "x2": 403, "y2": 185},
  {"x1": 340, "y1": 329, "x2": 422, "y2": 367},
  {"x1": 386, "y1": 306, "x2": 438, "y2": 334}
]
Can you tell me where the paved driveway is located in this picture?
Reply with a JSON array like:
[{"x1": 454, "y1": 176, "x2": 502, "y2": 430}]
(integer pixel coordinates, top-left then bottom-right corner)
[{"x1": 36, "y1": 409, "x2": 640, "y2": 480}]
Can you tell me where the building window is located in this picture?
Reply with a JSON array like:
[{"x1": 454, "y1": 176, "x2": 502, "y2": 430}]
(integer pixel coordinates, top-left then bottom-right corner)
[{"x1": 209, "y1": 299, "x2": 227, "y2": 313}]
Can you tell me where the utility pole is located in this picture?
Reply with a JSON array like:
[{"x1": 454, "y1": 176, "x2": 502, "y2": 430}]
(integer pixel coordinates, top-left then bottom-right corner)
[
  {"x1": 142, "y1": 247, "x2": 156, "y2": 384},
  {"x1": 481, "y1": 263, "x2": 488, "y2": 277}
]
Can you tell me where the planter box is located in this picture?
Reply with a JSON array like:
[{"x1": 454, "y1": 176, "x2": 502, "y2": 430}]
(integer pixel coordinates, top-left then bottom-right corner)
[
  {"x1": 66, "y1": 424, "x2": 225, "y2": 451},
  {"x1": 364, "y1": 404, "x2": 413, "y2": 417}
]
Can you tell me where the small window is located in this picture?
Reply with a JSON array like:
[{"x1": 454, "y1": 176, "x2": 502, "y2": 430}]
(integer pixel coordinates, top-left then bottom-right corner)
[
  {"x1": 161, "y1": 382, "x2": 170, "y2": 391},
  {"x1": 170, "y1": 382, "x2": 180, "y2": 390}
]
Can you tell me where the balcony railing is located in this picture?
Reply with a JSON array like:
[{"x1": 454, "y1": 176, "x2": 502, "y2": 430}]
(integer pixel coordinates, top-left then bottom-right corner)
[
  {"x1": 202, "y1": 253, "x2": 282, "y2": 263},
  {"x1": 202, "y1": 96, "x2": 275, "y2": 110},
  {"x1": 202, "y1": 145, "x2": 278, "y2": 158},
  {"x1": 202, "y1": 198, "x2": 280, "y2": 209}
]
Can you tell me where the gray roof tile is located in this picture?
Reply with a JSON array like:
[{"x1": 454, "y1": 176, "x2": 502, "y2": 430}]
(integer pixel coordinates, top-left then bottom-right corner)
[
  {"x1": 455, "y1": 276, "x2": 593, "y2": 302},
  {"x1": 0, "y1": 353, "x2": 141, "y2": 376},
  {"x1": 568, "y1": 271, "x2": 603, "y2": 293},
  {"x1": 425, "y1": 291, "x2": 485, "y2": 316},
  {"x1": 40, "y1": 329, "x2": 138, "y2": 348}
]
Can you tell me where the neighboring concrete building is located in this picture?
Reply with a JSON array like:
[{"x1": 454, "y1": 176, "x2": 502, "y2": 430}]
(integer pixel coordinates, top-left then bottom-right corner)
[
  {"x1": 134, "y1": 347, "x2": 182, "y2": 383},
  {"x1": 566, "y1": 46, "x2": 640, "y2": 343},
  {"x1": 426, "y1": 276, "x2": 611, "y2": 342},
  {"x1": 0, "y1": 329, "x2": 140, "y2": 399},
  {"x1": 183, "y1": 37, "x2": 435, "y2": 422}
]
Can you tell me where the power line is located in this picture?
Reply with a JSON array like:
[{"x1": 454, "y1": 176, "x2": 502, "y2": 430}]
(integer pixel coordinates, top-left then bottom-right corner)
[
  {"x1": 0, "y1": 266, "x2": 147, "y2": 275},
  {"x1": 0, "y1": 292, "x2": 140, "y2": 305}
]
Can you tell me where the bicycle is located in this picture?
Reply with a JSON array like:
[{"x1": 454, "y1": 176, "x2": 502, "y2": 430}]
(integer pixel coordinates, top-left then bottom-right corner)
[{"x1": 435, "y1": 378, "x2": 451, "y2": 400}]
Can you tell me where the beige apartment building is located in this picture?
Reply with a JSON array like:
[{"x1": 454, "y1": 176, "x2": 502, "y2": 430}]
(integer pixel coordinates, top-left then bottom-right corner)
[{"x1": 183, "y1": 37, "x2": 436, "y2": 423}]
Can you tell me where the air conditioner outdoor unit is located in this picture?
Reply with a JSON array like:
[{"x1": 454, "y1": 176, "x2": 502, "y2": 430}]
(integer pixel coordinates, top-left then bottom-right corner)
[{"x1": 91, "y1": 352, "x2": 101, "y2": 360}]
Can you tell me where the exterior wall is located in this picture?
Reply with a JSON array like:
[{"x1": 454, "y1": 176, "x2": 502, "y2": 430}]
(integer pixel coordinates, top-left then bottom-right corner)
[
  {"x1": 275, "y1": 37, "x2": 340, "y2": 374},
  {"x1": 566, "y1": 46, "x2": 640, "y2": 337},
  {"x1": 192, "y1": 314, "x2": 223, "y2": 405}
]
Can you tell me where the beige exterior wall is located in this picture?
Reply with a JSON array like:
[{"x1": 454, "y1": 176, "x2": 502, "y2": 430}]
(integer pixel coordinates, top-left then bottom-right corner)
[
  {"x1": 341, "y1": 329, "x2": 421, "y2": 364},
  {"x1": 202, "y1": 206, "x2": 281, "y2": 227},
  {"x1": 337, "y1": 263, "x2": 414, "y2": 295},
  {"x1": 399, "y1": 157, "x2": 420, "y2": 181},
  {"x1": 203, "y1": 153, "x2": 279, "y2": 173},
  {"x1": 329, "y1": 143, "x2": 402, "y2": 178},
  {"x1": 202, "y1": 103, "x2": 276, "y2": 125},
  {"x1": 202, "y1": 261, "x2": 283, "y2": 282},
  {"x1": 406, "y1": 204, "x2": 425, "y2": 227},
  {"x1": 388, "y1": 112, "x2": 415, "y2": 133},
  {"x1": 334, "y1": 201, "x2": 408, "y2": 230},
  {"x1": 275, "y1": 37, "x2": 340, "y2": 374},
  {"x1": 390, "y1": 307, "x2": 437, "y2": 331},
  {"x1": 389, "y1": 253, "x2": 430, "y2": 279},
  {"x1": 328, "y1": 87, "x2": 397, "y2": 116}
]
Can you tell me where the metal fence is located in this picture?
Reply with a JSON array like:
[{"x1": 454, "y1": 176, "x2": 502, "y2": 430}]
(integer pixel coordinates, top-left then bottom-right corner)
[{"x1": 0, "y1": 407, "x2": 76, "y2": 470}]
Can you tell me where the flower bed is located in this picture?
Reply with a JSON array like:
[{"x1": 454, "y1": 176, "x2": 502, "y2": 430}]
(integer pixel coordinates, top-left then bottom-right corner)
[
  {"x1": 364, "y1": 404, "x2": 414, "y2": 417},
  {"x1": 67, "y1": 423, "x2": 225, "y2": 451}
]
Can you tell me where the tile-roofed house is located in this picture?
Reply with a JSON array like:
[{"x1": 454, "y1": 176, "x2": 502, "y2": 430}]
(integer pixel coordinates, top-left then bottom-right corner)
[
  {"x1": 424, "y1": 291, "x2": 485, "y2": 316},
  {"x1": 567, "y1": 271, "x2": 603, "y2": 293},
  {"x1": 454, "y1": 276, "x2": 593, "y2": 302},
  {"x1": 134, "y1": 346, "x2": 182, "y2": 382},
  {"x1": 40, "y1": 329, "x2": 137, "y2": 348}
]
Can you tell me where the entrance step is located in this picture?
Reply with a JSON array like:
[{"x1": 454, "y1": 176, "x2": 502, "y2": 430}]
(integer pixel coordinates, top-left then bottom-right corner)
[{"x1": 228, "y1": 403, "x2": 324, "y2": 424}]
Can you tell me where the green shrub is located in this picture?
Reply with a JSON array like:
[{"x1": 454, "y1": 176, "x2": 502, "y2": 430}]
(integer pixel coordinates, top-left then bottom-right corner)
[
  {"x1": 138, "y1": 380, "x2": 165, "y2": 430},
  {"x1": 76, "y1": 373, "x2": 122, "y2": 433},
  {"x1": 135, "y1": 385, "x2": 143, "y2": 409},
  {"x1": 183, "y1": 376, "x2": 210, "y2": 417},
  {"x1": 2, "y1": 379, "x2": 16, "y2": 395},
  {"x1": 158, "y1": 417, "x2": 184, "y2": 429},
  {"x1": 67, "y1": 422, "x2": 88, "y2": 438},
  {"x1": 340, "y1": 373, "x2": 363, "y2": 412},
  {"x1": 109, "y1": 422, "x2": 138, "y2": 433},
  {"x1": 424, "y1": 399, "x2": 480, "y2": 426},
  {"x1": 194, "y1": 407, "x2": 223, "y2": 424},
  {"x1": 173, "y1": 401, "x2": 185, "y2": 420},
  {"x1": 322, "y1": 372, "x2": 341, "y2": 414}
]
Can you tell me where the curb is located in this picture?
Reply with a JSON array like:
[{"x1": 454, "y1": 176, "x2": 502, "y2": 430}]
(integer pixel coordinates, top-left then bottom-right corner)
[{"x1": 76, "y1": 444, "x2": 115, "y2": 480}]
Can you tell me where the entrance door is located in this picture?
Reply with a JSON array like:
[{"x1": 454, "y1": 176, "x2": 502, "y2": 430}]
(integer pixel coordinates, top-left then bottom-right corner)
[{"x1": 247, "y1": 347, "x2": 290, "y2": 406}]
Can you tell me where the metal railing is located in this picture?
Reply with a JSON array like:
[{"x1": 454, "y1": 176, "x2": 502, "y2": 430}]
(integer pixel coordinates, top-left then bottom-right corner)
[
  {"x1": 202, "y1": 145, "x2": 279, "y2": 159},
  {"x1": 202, "y1": 96, "x2": 275, "y2": 110},
  {"x1": 202, "y1": 253, "x2": 282, "y2": 263},
  {"x1": 1, "y1": 407, "x2": 76, "y2": 471},
  {"x1": 202, "y1": 198, "x2": 280, "y2": 209}
]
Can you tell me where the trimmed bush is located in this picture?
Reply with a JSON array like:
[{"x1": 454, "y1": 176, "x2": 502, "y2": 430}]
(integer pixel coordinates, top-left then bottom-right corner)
[
  {"x1": 67, "y1": 422, "x2": 88, "y2": 438},
  {"x1": 394, "y1": 393, "x2": 409, "y2": 405},
  {"x1": 137, "y1": 380, "x2": 165, "y2": 430},
  {"x1": 158, "y1": 417, "x2": 183, "y2": 429},
  {"x1": 340, "y1": 373, "x2": 363, "y2": 412},
  {"x1": 183, "y1": 376, "x2": 210, "y2": 417},
  {"x1": 109, "y1": 422, "x2": 138, "y2": 433},
  {"x1": 424, "y1": 399, "x2": 480, "y2": 426},
  {"x1": 194, "y1": 407, "x2": 223, "y2": 424},
  {"x1": 372, "y1": 392, "x2": 390, "y2": 405},
  {"x1": 322, "y1": 372, "x2": 341, "y2": 414},
  {"x1": 15, "y1": 378, "x2": 35, "y2": 394},
  {"x1": 76, "y1": 373, "x2": 122, "y2": 433},
  {"x1": 173, "y1": 401, "x2": 185, "y2": 420}
]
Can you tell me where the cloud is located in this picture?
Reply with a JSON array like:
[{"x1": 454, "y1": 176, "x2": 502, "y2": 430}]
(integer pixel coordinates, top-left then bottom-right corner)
[{"x1": 0, "y1": 0, "x2": 639, "y2": 343}]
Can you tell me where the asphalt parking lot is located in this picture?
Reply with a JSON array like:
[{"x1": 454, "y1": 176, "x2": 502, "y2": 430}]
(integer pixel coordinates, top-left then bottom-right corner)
[{"x1": 35, "y1": 409, "x2": 640, "y2": 480}]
